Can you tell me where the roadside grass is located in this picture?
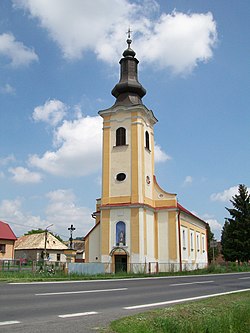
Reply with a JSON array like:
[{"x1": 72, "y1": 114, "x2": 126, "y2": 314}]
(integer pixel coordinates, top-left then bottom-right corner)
[
  {"x1": 107, "y1": 291, "x2": 250, "y2": 333},
  {"x1": 0, "y1": 263, "x2": 250, "y2": 282},
  {"x1": 0, "y1": 262, "x2": 249, "y2": 282}
]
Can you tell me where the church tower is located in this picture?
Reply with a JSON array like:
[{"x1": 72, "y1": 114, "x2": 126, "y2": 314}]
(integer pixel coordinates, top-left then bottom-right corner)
[{"x1": 84, "y1": 34, "x2": 208, "y2": 273}]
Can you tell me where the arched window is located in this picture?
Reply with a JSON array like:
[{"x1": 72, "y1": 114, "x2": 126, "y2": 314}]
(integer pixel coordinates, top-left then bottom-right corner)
[
  {"x1": 116, "y1": 127, "x2": 126, "y2": 146},
  {"x1": 116, "y1": 221, "x2": 126, "y2": 246},
  {"x1": 145, "y1": 131, "x2": 150, "y2": 150}
]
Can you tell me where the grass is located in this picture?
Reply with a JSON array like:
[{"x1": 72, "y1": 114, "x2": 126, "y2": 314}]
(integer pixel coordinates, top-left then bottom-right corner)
[
  {"x1": 0, "y1": 262, "x2": 249, "y2": 282},
  {"x1": 107, "y1": 291, "x2": 250, "y2": 333}
]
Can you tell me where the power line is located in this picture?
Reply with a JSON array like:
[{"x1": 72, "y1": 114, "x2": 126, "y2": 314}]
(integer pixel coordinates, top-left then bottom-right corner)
[{"x1": 0, "y1": 218, "x2": 69, "y2": 239}]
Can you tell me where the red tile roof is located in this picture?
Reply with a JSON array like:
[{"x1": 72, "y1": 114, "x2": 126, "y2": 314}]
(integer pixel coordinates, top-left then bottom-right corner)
[
  {"x1": 0, "y1": 221, "x2": 17, "y2": 241},
  {"x1": 177, "y1": 203, "x2": 206, "y2": 224}
]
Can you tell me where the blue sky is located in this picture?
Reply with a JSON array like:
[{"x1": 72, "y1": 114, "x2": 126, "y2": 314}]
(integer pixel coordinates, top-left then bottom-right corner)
[{"x1": 0, "y1": 0, "x2": 249, "y2": 241}]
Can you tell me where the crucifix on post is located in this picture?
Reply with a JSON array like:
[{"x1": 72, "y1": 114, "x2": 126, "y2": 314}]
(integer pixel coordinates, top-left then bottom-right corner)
[{"x1": 68, "y1": 224, "x2": 76, "y2": 249}]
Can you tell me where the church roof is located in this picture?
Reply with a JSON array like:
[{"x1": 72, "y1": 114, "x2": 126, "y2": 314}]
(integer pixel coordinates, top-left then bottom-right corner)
[
  {"x1": 178, "y1": 203, "x2": 207, "y2": 224},
  {"x1": 0, "y1": 220, "x2": 17, "y2": 241},
  {"x1": 111, "y1": 32, "x2": 146, "y2": 106}
]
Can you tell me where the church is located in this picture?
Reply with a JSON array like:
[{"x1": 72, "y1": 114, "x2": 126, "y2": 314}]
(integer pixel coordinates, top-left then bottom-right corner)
[{"x1": 84, "y1": 35, "x2": 208, "y2": 273}]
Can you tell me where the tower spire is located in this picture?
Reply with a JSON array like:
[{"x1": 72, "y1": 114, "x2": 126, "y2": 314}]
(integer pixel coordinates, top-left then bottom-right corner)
[{"x1": 111, "y1": 29, "x2": 146, "y2": 106}]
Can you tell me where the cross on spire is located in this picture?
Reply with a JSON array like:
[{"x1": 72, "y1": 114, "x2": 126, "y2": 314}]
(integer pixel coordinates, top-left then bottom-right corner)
[
  {"x1": 127, "y1": 27, "x2": 132, "y2": 39},
  {"x1": 126, "y1": 27, "x2": 132, "y2": 47}
]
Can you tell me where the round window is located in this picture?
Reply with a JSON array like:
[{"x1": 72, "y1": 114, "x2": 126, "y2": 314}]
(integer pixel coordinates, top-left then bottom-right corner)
[{"x1": 116, "y1": 173, "x2": 126, "y2": 181}]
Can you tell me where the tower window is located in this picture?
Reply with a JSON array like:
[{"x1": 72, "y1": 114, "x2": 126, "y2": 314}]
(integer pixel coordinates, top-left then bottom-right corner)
[
  {"x1": 116, "y1": 173, "x2": 126, "y2": 181},
  {"x1": 116, "y1": 221, "x2": 126, "y2": 246},
  {"x1": 116, "y1": 127, "x2": 126, "y2": 146},
  {"x1": 145, "y1": 131, "x2": 150, "y2": 150}
]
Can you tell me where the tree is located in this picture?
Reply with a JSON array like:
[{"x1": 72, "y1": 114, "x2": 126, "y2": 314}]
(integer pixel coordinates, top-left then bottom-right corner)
[{"x1": 221, "y1": 184, "x2": 250, "y2": 262}]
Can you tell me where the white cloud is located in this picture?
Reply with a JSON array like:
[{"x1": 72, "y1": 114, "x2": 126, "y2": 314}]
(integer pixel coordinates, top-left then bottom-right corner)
[
  {"x1": 13, "y1": 0, "x2": 217, "y2": 75},
  {"x1": 0, "y1": 192, "x2": 93, "y2": 238},
  {"x1": 9, "y1": 167, "x2": 42, "y2": 183},
  {"x1": 206, "y1": 218, "x2": 222, "y2": 237},
  {"x1": 0, "y1": 171, "x2": 5, "y2": 179},
  {"x1": 32, "y1": 99, "x2": 67, "y2": 126},
  {"x1": 137, "y1": 11, "x2": 217, "y2": 74},
  {"x1": 29, "y1": 115, "x2": 103, "y2": 177},
  {"x1": 154, "y1": 143, "x2": 171, "y2": 163},
  {"x1": 0, "y1": 83, "x2": 15, "y2": 94},
  {"x1": 183, "y1": 175, "x2": 193, "y2": 186},
  {"x1": 0, "y1": 199, "x2": 48, "y2": 236},
  {"x1": 210, "y1": 185, "x2": 250, "y2": 202},
  {"x1": 0, "y1": 154, "x2": 16, "y2": 166},
  {"x1": 45, "y1": 189, "x2": 93, "y2": 236},
  {"x1": 0, "y1": 32, "x2": 38, "y2": 67}
]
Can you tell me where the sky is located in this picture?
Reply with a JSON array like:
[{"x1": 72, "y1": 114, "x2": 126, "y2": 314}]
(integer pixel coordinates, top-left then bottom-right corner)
[{"x1": 0, "y1": 0, "x2": 249, "y2": 241}]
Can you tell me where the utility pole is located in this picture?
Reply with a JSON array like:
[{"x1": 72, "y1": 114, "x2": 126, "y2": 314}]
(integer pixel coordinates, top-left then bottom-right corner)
[
  {"x1": 44, "y1": 224, "x2": 53, "y2": 266},
  {"x1": 68, "y1": 224, "x2": 76, "y2": 249}
]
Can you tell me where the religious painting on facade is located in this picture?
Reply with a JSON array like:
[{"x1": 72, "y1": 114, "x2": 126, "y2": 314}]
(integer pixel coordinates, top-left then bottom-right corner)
[{"x1": 116, "y1": 221, "x2": 126, "y2": 246}]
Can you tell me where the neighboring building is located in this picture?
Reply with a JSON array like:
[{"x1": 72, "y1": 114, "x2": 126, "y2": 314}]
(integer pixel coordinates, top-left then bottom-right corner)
[
  {"x1": 84, "y1": 36, "x2": 208, "y2": 272},
  {"x1": 64, "y1": 239, "x2": 85, "y2": 262},
  {"x1": 0, "y1": 220, "x2": 17, "y2": 260},
  {"x1": 14, "y1": 232, "x2": 68, "y2": 262}
]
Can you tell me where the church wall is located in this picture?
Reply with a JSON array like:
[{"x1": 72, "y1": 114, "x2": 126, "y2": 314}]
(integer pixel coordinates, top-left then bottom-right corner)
[
  {"x1": 102, "y1": 117, "x2": 111, "y2": 205},
  {"x1": 130, "y1": 207, "x2": 140, "y2": 262},
  {"x1": 157, "y1": 211, "x2": 169, "y2": 262},
  {"x1": 100, "y1": 210, "x2": 110, "y2": 262},
  {"x1": 180, "y1": 215, "x2": 207, "y2": 265},
  {"x1": 145, "y1": 209, "x2": 155, "y2": 262},
  {"x1": 88, "y1": 223, "x2": 100, "y2": 262},
  {"x1": 110, "y1": 112, "x2": 131, "y2": 198},
  {"x1": 168, "y1": 211, "x2": 179, "y2": 261},
  {"x1": 144, "y1": 147, "x2": 153, "y2": 199},
  {"x1": 110, "y1": 208, "x2": 131, "y2": 249},
  {"x1": 131, "y1": 112, "x2": 140, "y2": 202}
]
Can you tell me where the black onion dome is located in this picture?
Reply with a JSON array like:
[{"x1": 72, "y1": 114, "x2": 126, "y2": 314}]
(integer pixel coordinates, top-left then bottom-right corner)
[{"x1": 111, "y1": 37, "x2": 146, "y2": 106}]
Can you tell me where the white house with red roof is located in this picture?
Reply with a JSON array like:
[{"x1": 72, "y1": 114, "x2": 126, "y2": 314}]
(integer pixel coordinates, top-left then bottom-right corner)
[{"x1": 0, "y1": 220, "x2": 17, "y2": 260}]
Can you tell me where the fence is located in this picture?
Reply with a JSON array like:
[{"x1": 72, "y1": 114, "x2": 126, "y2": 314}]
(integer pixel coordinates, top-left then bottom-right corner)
[
  {"x1": 67, "y1": 262, "x2": 208, "y2": 275},
  {"x1": 0, "y1": 259, "x2": 66, "y2": 273},
  {"x1": 0, "y1": 260, "x2": 209, "y2": 275}
]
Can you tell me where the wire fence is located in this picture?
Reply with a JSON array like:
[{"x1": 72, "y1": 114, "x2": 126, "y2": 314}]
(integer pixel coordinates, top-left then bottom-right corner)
[{"x1": 0, "y1": 259, "x2": 66, "y2": 273}]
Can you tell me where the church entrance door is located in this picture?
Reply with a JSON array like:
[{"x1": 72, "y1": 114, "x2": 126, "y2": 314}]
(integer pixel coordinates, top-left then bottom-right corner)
[{"x1": 115, "y1": 255, "x2": 127, "y2": 273}]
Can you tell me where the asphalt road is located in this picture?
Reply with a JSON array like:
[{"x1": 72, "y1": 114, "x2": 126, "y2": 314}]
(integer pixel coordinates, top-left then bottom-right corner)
[{"x1": 0, "y1": 272, "x2": 249, "y2": 333}]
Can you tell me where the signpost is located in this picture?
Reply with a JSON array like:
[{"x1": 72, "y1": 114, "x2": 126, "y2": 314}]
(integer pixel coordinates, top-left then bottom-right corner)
[{"x1": 210, "y1": 240, "x2": 217, "y2": 263}]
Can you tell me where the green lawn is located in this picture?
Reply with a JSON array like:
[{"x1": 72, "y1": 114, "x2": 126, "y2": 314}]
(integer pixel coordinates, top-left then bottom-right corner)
[
  {"x1": 0, "y1": 263, "x2": 249, "y2": 282},
  {"x1": 107, "y1": 291, "x2": 250, "y2": 333}
]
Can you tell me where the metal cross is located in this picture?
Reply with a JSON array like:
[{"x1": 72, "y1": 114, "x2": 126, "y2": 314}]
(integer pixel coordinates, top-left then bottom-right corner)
[
  {"x1": 127, "y1": 27, "x2": 132, "y2": 39},
  {"x1": 68, "y1": 224, "x2": 76, "y2": 249}
]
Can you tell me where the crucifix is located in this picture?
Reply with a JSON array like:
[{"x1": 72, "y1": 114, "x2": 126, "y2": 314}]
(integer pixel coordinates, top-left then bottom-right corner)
[{"x1": 68, "y1": 224, "x2": 76, "y2": 249}]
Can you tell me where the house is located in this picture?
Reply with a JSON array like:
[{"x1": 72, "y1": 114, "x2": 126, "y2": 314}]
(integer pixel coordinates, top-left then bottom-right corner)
[
  {"x1": 0, "y1": 220, "x2": 17, "y2": 260},
  {"x1": 14, "y1": 232, "x2": 68, "y2": 262},
  {"x1": 64, "y1": 239, "x2": 85, "y2": 262},
  {"x1": 84, "y1": 35, "x2": 208, "y2": 273}
]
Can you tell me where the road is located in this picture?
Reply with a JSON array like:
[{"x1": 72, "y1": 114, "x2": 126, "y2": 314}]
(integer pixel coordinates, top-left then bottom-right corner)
[{"x1": 0, "y1": 272, "x2": 249, "y2": 332}]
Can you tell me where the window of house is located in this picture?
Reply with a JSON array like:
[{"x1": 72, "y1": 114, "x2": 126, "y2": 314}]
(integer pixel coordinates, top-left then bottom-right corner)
[
  {"x1": 0, "y1": 244, "x2": 6, "y2": 253},
  {"x1": 57, "y1": 253, "x2": 61, "y2": 261},
  {"x1": 182, "y1": 229, "x2": 186, "y2": 250},
  {"x1": 145, "y1": 131, "x2": 150, "y2": 150},
  {"x1": 116, "y1": 127, "x2": 126, "y2": 146},
  {"x1": 197, "y1": 234, "x2": 200, "y2": 252},
  {"x1": 190, "y1": 231, "x2": 194, "y2": 251},
  {"x1": 202, "y1": 235, "x2": 205, "y2": 252},
  {"x1": 116, "y1": 221, "x2": 126, "y2": 246}
]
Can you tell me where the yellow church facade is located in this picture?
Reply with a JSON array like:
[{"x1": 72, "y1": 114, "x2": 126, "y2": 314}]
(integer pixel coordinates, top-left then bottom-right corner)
[{"x1": 84, "y1": 36, "x2": 208, "y2": 273}]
